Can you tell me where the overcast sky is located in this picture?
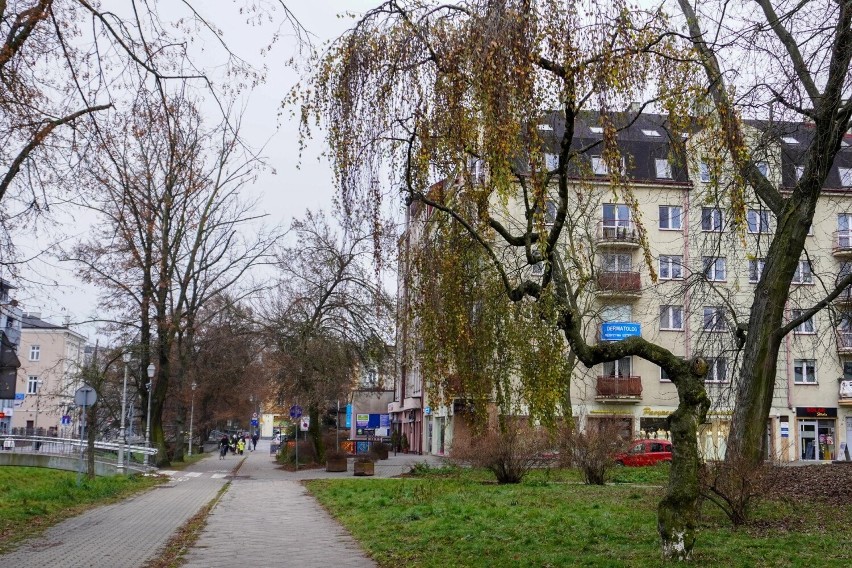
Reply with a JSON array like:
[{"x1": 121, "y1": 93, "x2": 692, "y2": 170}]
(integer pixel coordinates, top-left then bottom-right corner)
[{"x1": 15, "y1": 1, "x2": 382, "y2": 336}]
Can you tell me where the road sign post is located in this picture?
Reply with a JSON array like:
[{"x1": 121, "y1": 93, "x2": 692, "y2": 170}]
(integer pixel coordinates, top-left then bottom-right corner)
[{"x1": 289, "y1": 405, "x2": 303, "y2": 470}]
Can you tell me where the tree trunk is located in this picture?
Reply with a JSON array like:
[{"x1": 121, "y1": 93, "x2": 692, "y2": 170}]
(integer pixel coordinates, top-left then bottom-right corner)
[
  {"x1": 658, "y1": 362, "x2": 710, "y2": 561},
  {"x1": 308, "y1": 404, "x2": 323, "y2": 462}
]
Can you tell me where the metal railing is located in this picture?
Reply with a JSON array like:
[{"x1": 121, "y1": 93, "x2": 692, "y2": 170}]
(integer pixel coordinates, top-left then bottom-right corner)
[{"x1": 1, "y1": 435, "x2": 157, "y2": 470}]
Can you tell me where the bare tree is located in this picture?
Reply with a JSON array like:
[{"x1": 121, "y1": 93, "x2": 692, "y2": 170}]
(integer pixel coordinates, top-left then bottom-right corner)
[
  {"x1": 68, "y1": 89, "x2": 279, "y2": 466},
  {"x1": 261, "y1": 209, "x2": 395, "y2": 462}
]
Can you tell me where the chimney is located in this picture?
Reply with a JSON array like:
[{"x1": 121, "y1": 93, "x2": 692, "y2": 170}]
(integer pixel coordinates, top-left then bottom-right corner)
[
  {"x1": 27, "y1": 311, "x2": 41, "y2": 319},
  {"x1": 63, "y1": 315, "x2": 71, "y2": 327},
  {"x1": 629, "y1": 101, "x2": 642, "y2": 114}
]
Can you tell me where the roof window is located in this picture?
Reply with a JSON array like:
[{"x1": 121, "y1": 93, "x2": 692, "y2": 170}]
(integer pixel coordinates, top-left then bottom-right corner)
[
  {"x1": 781, "y1": 136, "x2": 798, "y2": 144},
  {"x1": 641, "y1": 129, "x2": 661, "y2": 137},
  {"x1": 589, "y1": 126, "x2": 603, "y2": 134}
]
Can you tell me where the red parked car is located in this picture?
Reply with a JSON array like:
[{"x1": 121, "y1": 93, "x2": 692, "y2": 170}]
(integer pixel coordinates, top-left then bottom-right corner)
[{"x1": 614, "y1": 439, "x2": 673, "y2": 466}]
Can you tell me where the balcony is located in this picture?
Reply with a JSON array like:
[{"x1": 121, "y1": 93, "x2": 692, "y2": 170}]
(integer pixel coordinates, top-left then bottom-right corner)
[
  {"x1": 595, "y1": 375, "x2": 642, "y2": 403},
  {"x1": 833, "y1": 285, "x2": 852, "y2": 305},
  {"x1": 833, "y1": 231, "x2": 852, "y2": 257},
  {"x1": 840, "y1": 380, "x2": 852, "y2": 406},
  {"x1": 595, "y1": 222, "x2": 640, "y2": 248},
  {"x1": 596, "y1": 271, "x2": 641, "y2": 299}
]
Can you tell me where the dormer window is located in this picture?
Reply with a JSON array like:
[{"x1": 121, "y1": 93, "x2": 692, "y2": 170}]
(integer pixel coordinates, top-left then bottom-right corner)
[
  {"x1": 839, "y1": 167, "x2": 852, "y2": 187},
  {"x1": 655, "y1": 159, "x2": 672, "y2": 179},
  {"x1": 756, "y1": 162, "x2": 769, "y2": 177}
]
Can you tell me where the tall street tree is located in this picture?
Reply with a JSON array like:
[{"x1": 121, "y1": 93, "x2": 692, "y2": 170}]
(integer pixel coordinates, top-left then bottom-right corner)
[
  {"x1": 69, "y1": 88, "x2": 279, "y2": 466},
  {"x1": 262, "y1": 209, "x2": 395, "y2": 462}
]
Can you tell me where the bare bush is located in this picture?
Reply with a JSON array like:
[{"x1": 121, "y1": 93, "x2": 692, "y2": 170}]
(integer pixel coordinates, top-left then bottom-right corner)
[
  {"x1": 450, "y1": 420, "x2": 551, "y2": 484},
  {"x1": 560, "y1": 421, "x2": 627, "y2": 485},
  {"x1": 699, "y1": 454, "x2": 776, "y2": 526}
]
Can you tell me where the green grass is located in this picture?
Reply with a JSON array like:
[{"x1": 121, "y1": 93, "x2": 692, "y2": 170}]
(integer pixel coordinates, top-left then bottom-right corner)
[
  {"x1": 306, "y1": 467, "x2": 852, "y2": 567},
  {"x1": 0, "y1": 467, "x2": 162, "y2": 552}
]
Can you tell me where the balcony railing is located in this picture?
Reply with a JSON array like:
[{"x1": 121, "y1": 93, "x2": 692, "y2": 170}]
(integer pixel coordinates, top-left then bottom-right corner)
[
  {"x1": 596, "y1": 271, "x2": 641, "y2": 296},
  {"x1": 595, "y1": 375, "x2": 642, "y2": 399},
  {"x1": 833, "y1": 230, "x2": 852, "y2": 256},
  {"x1": 596, "y1": 222, "x2": 640, "y2": 247},
  {"x1": 833, "y1": 285, "x2": 852, "y2": 304}
]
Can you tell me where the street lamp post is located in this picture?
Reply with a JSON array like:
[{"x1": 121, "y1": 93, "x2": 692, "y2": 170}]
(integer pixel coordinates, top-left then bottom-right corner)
[
  {"x1": 144, "y1": 363, "x2": 155, "y2": 467},
  {"x1": 188, "y1": 381, "x2": 197, "y2": 457},
  {"x1": 118, "y1": 352, "x2": 131, "y2": 472},
  {"x1": 33, "y1": 379, "x2": 43, "y2": 450}
]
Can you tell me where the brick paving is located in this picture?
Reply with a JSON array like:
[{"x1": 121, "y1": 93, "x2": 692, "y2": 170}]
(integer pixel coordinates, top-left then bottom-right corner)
[{"x1": 0, "y1": 439, "x2": 446, "y2": 568}]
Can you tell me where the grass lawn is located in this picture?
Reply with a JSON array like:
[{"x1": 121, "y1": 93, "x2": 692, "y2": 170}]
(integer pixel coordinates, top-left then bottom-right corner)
[
  {"x1": 0, "y1": 467, "x2": 162, "y2": 553},
  {"x1": 306, "y1": 465, "x2": 852, "y2": 567}
]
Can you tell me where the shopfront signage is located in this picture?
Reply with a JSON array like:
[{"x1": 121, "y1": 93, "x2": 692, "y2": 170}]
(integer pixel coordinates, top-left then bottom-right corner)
[
  {"x1": 780, "y1": 424, "x2": 789, "y2": 438},
  {"x1": 642, "y1": 407, "x2": 672, "y2": 417},
  {"x1": 589, "y1": 409, "x2": 633, "y2": 416},
  {"x1": 795, "y1": 407, "x2": 837, "y2": 418},
  {"x1": 356, "y1": 413, "x2": 369, "y2": 427},
  {"x1": 600, "y1": 322, "x2": 641, "y2": 341}
]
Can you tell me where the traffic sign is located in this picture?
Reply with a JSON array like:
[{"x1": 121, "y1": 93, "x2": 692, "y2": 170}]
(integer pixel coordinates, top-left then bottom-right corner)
[
  {"x1": 300, "y1": 417, "x2": 310, "y2": 431},
  {"x1": 250, "y1": 419, "x2": 259, "y2": 426},
  {"x1": 61, "y1": 415, "x2": 71, "y2": 425},
  {"x1": 289, "y1": 405, "x2": 302, "y2": 419},
  {"x1": 74, "y1": 385, "x2": 97, "y2": 406},
  {"x1": 252, "y1": 412, "x2": 258, "y2": 419}
]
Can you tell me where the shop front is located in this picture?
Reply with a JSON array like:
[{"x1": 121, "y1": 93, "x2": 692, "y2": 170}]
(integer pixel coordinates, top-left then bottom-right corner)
[{"x1": 796, "y1": 407, "x2": 837, "y2": 461}]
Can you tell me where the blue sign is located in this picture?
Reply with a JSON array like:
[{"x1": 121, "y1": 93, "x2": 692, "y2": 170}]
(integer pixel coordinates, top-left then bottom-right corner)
[
  {"x1": 345, "y1": 404, "x2": 352, "y2": 428},
  {"x1": 250, "y1": 419, "x2": 259, "y2": 426},
  {"x1": 61, "y1": 415, "x2": 71, "y2": 425},
  {"x1": 600, "y1": 322, "x2": 641, "y2": 341},
  {"x1": 380, "y1": 414, "x2": 390, "y2": 428},
  {"x1": 289, "y1": 405, "x2": 302, "y2": 419}
]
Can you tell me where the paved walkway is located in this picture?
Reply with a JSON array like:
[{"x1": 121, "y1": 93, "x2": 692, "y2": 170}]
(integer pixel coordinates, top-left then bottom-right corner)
[{"x1": 0, "y1": 439, "x2": 445, "y2": 567}]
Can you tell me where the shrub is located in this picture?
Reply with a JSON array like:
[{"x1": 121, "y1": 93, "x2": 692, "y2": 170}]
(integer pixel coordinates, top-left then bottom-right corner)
[
  {"x1": 370, "y1": 441, "x2": 390, "y2": 460},
  {"x1": 560, "y1": 421, "x2": 626, "y2": 485},
  {"x1": 279, "y1": 439, "x2": 317, "y2": 465},
  {"x1": 699, "y1": 455, "x2": 775, "y2": 526},
  {"x1": 449, "y1": 420, "x2": 551, "y2": 484}
]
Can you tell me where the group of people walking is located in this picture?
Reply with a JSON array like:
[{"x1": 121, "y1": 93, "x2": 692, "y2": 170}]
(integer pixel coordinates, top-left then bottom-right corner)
[{"x1": 219, "y1": 432, "x2": 260, "y2": 459}]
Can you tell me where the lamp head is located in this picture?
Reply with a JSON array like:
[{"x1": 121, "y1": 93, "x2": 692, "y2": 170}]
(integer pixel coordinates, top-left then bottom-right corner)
[
  {"x1": 147, "y1": 363, "x2": 155, "y2": 379},
  {"x1": 122, "y1": 351, "x2": 132, "y2": 364}
]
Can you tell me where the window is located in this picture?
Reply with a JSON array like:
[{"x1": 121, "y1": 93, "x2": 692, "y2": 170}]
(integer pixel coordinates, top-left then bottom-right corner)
[
  {"x1": 703, "y1": 257, "x2": 727, "y2": 281},
  {"x1": 592, "y1": 156, "x2": 607, "y2": 175},
  {"x1": 782, "y1": 136, "x2": 799, "y2": 144},
  {"x1": 659, "y1": 305, "x2": 684, "y2": 330},
  {"x1": 794, "y1": 359, "x2": 817, "y2": 384},
  {"x1": 655, "y1": 158, "x2": 672, "y2": 179},
  {"x1": 602, "y1": 204, "x2": 631, "y2": 228},
  {"x1": 601, "y1": 304, "x2": 632, "y2": 322},
  {"x1": 747, "y1": 209, "x2": 771, "y2": 234},
  {"x1": 840, "y1": 167, "x2": 852, "y2": 187},
  {"x1": 531, "y1": 262, "x2": 544, "y2": 276},
  {"x1": 592, "y1": 156, "x2": 625, "y2": 176},
  {"x1": 659, "y1": 255, "x2": 683, "y2": 280},
  {"x1": 749, "y1": 259, "x2": 765, "y2": 283},
  {"x1": 589, "y1": 126, "x2": 603, "y2": 134},
  {"x1": 839, "y1": 214, "x2": 852, "y2": 248},
  {"x1": 544, "y1": 200, "x2": 557, "y2": 225},
  {"x1": 756, "y1": 162, "x2": 769, "y2": 177},
  {"x1": 29, "y1": 345, "x2": 40, "y2": 361},
  {"x1": 537, "y1": 124, "x2": 554, "y2": 131},
  {"x1": 703, "y1": 306, "x2": 727, "y2": 332},
  {"x1": 699, "y1": 162, "x2": 711, "y2": 182},
  {"x1": 642, "y1": 129, "x2": 661, "y2": 137},
  {"x1": 659, "y1": 205, "x2": 682, "y2": 230},
  {"x1": 365, "y1": 369, "x2": 378, "y2": 387},
  {"x1": 27, "y1": 376, "x2": 39, "y2": 394},
  {"x1": 795, "y1": 166, "x2": 804, "y2": 181},
  {"x1": 701, "y1": 208, "x2": 723, "y2": 232},
  {"x1": 705, "y1": 358, "x2": 728, "y2": 383},
  {"x1": 603, "y1": 253, "x2": 632, "y2": 272},
  {"x1": 660, "y1": 358, "x2": 685, "y2": 382},
  {"x1": 603, "y1": 356, "x2": 631, "y2": 377},
  {"x1": 791, "y1": 309, "x2": 815, "y2": 334},
  {"x1": 544, "y1": 153, "x2": 559, "y2": 170},
  {"x1": 792, "y1": 260, "x2": 813, "y2": 284}
]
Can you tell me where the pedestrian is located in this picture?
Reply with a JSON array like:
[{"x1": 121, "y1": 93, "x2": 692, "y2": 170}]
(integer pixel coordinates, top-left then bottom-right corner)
[
  {"x1": 237, "y1": 437, "x2": 245, "y2": 455},
  {"x1": 219, "y1": 434, "x2": 229, "y2": 459},
  {"x1": 251, "y1": 432, "x2": 259, "y2": 451}
]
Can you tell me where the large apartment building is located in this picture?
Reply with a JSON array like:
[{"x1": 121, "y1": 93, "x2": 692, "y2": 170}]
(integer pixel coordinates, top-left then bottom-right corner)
[{"x1": 395, "y1": 111, "x2": 852, "y2": 463}]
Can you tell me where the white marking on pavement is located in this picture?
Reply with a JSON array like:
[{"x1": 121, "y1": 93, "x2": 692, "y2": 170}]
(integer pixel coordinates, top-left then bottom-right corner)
[
  {"x1": 186, "y1": 472, "x2": 202, "y2": 477},
  {"x1": 211, "y1": 473, "x2": 227, "y2": 479}
]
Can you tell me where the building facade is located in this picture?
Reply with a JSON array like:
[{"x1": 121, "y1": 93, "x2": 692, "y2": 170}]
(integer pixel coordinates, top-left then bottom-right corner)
[
  {"x1": 0, "y1": 278, "x2": 23, "y2": 434},
  {"x1": 11, "y1": 313, "x2": 87, "y2": 436},
  {"x1": 398, "y1": 111, "x2": 852, "y2": 463}
]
